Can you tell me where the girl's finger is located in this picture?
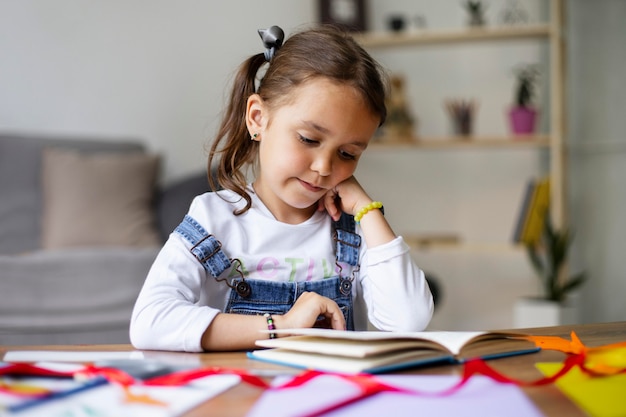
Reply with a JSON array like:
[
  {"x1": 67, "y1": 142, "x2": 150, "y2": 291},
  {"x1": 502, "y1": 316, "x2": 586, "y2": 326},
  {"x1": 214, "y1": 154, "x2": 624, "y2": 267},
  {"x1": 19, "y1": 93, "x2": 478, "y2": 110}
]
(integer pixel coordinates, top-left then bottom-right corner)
[
  {"x1": 325, "y1": 191, "x2": 341, "y2": 221},
  {"x1": 326, "y1": 303, "x2": 346, "y2": 330}
]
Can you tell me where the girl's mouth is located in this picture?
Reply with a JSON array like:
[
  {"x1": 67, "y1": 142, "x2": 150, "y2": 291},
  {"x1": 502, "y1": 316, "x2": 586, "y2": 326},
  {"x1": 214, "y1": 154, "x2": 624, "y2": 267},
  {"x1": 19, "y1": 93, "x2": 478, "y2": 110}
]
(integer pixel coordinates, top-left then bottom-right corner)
[{"x1": 299, "y1": 179, "x2": 324, "y2": 193}]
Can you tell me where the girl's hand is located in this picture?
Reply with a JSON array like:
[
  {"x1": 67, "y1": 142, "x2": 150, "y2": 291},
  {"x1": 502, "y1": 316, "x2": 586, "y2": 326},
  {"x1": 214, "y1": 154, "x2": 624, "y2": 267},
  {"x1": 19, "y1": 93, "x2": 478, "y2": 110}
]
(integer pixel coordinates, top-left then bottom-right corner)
[
  {"x1": 276, "y1": 291, "x2": 346, "y2": 330},
  {"x1": 318, "y1": 175, "x2": 397, "y2": 248},
  {"x1": 318, "y1": 176, "x2": 372, "y2": 221}
]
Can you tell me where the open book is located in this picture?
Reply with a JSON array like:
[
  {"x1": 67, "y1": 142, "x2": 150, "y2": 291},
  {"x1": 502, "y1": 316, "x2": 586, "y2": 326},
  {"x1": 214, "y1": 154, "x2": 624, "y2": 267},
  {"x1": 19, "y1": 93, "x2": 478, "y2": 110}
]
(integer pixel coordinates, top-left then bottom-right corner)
[{"x1": 247, "y1": 328, "x2": 540, "y2": 374}]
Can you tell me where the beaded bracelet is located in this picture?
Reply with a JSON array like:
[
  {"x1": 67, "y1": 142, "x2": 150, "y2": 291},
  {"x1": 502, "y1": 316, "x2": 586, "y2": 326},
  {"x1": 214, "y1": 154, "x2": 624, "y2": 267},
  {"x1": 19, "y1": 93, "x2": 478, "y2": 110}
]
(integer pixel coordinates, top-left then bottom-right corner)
[
  {"x1": 354, "y1": 201, "x2": 384, "y2": 224},
  {"x1": 263, "y1": 313, "x2": 277, "y2": 339}
]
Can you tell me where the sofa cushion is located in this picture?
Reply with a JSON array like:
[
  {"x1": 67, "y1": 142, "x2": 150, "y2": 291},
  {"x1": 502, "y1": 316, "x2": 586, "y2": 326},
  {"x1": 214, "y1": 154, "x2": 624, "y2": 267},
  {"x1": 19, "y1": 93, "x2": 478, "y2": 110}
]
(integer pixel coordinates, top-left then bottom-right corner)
[
  {"x1": 0, "y1": 247, "x2": 159, "y2": 344},
  {"x1": 0, "y1": 136, "x2": 44, "y2": 255},
  {"x1": 0, "y1": 134, "x2": 147, "y2": 254},
  {"x1": 156, "y1": 171, "x2": 213, "y2": 241},
  {"x1": 41, "y1": 148, "x2": 161, "y2": 249}
]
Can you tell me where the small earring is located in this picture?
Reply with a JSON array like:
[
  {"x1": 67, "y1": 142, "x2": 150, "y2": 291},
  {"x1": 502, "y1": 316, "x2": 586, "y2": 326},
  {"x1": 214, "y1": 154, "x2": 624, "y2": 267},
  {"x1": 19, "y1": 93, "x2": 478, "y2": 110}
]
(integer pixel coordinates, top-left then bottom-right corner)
[{"x1": 251, "y1": 133, "x2": 259, "y2": 140}]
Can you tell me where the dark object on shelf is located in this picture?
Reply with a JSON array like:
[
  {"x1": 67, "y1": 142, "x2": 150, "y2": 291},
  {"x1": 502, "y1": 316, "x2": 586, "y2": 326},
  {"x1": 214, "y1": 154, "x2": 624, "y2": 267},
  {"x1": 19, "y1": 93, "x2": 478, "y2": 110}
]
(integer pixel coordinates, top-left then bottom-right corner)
[
  {"x1": 500, "y1": 0, "x2": 529, "y2": 25},
  {"x1": 319, "y1": 0, "x2": 367, "y2": 32},
  {"x1": 413, "y1": 15, "x2": 427, "y2": 30},
  {"x1": 464, "y1": 0, "x2": 487, "y2": 27},
  {"x1": 388, "y1": 15, "x2": 405, "y2": 32},
  {"x1": 445, "y1": 98, "x2": 478, "y2": 137}
]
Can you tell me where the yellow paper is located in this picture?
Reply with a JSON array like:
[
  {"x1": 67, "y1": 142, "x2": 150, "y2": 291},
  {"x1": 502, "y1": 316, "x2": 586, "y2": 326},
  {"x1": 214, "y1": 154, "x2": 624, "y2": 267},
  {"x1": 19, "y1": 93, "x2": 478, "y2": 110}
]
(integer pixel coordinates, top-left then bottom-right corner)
[
  {"x1": 586, "y1": 346, "x2": 626, "y2": 374},
  {"x1": 536, "y1": 362, "x2": 626, "y2": 417}
]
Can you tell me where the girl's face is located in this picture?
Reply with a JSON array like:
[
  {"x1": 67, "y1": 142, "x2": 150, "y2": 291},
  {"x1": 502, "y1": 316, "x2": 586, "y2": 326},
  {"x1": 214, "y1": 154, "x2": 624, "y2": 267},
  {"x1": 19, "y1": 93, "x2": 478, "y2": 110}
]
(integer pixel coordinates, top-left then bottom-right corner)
[{"x1": 248, "y1": 77, "x2": 380, "y2": 224}]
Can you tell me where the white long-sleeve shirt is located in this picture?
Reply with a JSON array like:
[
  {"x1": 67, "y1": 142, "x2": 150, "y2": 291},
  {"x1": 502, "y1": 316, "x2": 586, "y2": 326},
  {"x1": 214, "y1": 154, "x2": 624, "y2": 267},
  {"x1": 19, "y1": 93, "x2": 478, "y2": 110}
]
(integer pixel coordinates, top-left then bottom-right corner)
[{"x1": 130, "y1": 189, "x2": 433, "y2": 352}]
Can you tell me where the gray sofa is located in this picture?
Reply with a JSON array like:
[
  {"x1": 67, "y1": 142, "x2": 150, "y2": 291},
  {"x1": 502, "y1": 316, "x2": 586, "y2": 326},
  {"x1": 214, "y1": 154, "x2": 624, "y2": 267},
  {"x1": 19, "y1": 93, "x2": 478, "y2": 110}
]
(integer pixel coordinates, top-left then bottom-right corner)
[{"x1": 0, "y1": 133, "x2": 211, "y2": 345}]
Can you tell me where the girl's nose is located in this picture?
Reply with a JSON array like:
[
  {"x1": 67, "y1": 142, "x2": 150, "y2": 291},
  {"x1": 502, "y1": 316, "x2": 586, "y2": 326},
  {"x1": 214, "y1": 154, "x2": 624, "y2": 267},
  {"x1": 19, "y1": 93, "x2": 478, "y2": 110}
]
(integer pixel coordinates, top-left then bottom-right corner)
[{"x1": 311, "y1": 153, "x2": 332, "y2": 177}]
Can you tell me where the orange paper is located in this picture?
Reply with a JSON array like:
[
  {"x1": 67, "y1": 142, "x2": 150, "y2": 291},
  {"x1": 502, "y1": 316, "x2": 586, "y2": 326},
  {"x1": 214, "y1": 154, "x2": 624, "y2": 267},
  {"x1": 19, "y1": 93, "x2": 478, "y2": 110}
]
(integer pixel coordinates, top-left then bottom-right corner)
[{"x1": 524, "y1": 331, "x2": 626, "y2": 375}]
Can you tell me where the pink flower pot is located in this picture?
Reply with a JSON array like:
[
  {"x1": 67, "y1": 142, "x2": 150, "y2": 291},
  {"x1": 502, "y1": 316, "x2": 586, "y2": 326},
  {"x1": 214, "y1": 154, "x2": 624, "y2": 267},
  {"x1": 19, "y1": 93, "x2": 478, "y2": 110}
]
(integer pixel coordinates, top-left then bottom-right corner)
[{"x1": 509, "y1": 107, "x2": 537, "y2": 135}]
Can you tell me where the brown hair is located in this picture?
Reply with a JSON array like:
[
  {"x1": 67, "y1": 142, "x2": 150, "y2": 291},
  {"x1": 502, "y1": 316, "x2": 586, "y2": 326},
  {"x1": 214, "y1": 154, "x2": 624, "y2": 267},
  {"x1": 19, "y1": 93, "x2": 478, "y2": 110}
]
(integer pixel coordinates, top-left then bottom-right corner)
[{"x1": 208, "y1": 25, "x2": 387, "y2": 214}]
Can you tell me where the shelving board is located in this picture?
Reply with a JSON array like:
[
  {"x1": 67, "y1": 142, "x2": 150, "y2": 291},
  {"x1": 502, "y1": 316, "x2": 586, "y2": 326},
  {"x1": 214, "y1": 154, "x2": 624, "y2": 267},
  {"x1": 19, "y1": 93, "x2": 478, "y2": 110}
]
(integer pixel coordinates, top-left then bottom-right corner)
[
  {"x1": 404, "y1": 234, "x2": 525, "y2": 253},
  {"x1": 354, "y1": 24, "x2": 551, "y2": 48},
  {"x1": 369, "y1": 134, "x2": 550, "y2": 150}
]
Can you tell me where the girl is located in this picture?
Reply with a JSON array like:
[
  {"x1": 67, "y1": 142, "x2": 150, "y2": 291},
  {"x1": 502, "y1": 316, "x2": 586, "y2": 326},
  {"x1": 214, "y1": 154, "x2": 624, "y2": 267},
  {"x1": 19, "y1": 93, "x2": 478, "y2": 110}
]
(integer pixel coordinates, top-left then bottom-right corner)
[{"x1": 130, "y1": 25, "x2": 433, "y2": 352}]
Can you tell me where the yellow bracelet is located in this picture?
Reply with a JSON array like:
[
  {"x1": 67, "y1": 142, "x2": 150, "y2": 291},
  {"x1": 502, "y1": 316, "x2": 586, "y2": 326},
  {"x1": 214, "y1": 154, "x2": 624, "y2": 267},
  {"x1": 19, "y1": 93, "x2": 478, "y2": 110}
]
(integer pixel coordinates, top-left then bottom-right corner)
[{"x1": 354, "y1": 201, "x2": 383, "y2": 224}]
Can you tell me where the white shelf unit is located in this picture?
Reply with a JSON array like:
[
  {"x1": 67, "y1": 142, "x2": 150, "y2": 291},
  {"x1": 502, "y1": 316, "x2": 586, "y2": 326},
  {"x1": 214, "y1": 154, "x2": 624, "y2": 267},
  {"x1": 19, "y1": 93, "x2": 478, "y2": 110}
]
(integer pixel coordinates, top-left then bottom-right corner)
[{"x1": 355, "y1": 0, "x2": 566, "y2": 249}]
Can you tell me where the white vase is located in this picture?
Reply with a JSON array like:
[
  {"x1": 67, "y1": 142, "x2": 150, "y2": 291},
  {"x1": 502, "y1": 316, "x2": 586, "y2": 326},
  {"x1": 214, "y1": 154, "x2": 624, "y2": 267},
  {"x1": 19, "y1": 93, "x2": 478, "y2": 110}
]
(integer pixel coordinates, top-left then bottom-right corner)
[{"x1": 513, "y1": 297, "x2": 577, "y2": 328}]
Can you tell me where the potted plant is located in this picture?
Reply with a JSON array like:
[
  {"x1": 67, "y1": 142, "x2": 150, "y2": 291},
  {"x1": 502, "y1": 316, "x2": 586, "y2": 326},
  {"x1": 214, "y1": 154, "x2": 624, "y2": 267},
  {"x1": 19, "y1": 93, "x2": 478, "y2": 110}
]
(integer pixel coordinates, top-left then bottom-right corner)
[
  {"x1": 463, "y1": 1, "x2": 487, "y2": 27},
  {"x1": 509, "y1": 64, "x2": 539, "y2": 135},
  {"x1": 514, "y1": 215, "x2": 586, "y2": 328}
]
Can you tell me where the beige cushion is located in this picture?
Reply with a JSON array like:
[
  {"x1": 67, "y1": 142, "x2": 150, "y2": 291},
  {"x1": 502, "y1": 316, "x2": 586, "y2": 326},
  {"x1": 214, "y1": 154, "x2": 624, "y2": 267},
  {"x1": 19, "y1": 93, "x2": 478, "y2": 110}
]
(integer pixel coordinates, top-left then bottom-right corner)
[{"x1": 41, "y1": 148, "x2": 161, "y2": 249}]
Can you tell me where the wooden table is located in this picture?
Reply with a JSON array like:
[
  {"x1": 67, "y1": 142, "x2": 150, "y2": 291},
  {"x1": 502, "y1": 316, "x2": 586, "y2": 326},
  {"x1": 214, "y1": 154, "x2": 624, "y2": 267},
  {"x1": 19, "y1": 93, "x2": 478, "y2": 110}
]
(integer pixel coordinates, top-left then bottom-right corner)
[{"x1": 2, "y1": 321, "x2": 625, "y2": 416}]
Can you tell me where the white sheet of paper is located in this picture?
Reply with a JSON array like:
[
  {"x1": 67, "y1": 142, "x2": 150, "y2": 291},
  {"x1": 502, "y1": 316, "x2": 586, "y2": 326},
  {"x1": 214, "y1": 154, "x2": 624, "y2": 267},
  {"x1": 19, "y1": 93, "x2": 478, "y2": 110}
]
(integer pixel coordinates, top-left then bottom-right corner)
[{"x1": 3, "y1": 350, "x2": 144, "y2": 363}]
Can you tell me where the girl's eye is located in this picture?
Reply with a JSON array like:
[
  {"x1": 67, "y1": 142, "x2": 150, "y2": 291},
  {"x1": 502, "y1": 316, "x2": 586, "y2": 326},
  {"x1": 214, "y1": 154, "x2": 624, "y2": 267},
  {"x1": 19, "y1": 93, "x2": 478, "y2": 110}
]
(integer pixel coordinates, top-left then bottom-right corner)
[
  {"x1": 298, "y1": 134, "x2": 317, "y2": 145},
  {"x1": 339, "y1": 150, "x2": 357, "y2": 161},
  {"x1": 298, "y1": 134, "x2": 356, "y2": 161}
]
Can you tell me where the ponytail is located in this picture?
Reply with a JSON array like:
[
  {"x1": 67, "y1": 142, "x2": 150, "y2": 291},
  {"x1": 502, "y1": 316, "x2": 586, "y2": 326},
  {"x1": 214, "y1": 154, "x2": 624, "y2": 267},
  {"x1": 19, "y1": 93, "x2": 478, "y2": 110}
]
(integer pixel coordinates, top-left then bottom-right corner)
[{"x1": 208, "y1": 53, "x2": 266, "y2": 214}]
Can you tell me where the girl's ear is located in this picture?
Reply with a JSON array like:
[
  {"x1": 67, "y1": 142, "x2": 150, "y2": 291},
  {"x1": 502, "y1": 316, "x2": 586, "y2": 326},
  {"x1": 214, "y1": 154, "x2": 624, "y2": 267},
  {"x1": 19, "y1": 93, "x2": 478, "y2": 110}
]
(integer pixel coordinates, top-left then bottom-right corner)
[{"x1": 246, "y1": 94, "x2": 267, "y2": 138}]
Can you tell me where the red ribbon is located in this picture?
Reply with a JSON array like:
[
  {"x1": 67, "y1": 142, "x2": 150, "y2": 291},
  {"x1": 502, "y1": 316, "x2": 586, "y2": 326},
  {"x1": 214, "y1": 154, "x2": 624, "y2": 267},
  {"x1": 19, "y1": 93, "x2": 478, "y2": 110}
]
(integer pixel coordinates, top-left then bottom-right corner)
[
  {"x1": 287, "y1": 371, "x2": 415, "y2": 417},
  {"x1": 141, "y1": 366, "x2": 270, "y2": 389},
  {"x1": 4, "y1": 331, "x2": 626, "y2": 414},
  {"x1": 276, "y1": 332, "x2": 626, "y2": 417},
  {"x1": 0, "y1": 363, "x2": 76, "y2": 378},
  {"x1": 291, "y1": 351, "x2": 626, "y2": 417}
]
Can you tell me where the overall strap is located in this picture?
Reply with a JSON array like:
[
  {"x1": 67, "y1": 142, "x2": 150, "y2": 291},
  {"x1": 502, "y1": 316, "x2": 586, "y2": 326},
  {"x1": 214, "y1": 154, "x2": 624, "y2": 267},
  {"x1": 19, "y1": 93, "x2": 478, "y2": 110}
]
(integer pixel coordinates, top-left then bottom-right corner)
[
  {"x1": 176, "y1": 213, "x2": 361, "y2": 272},
  {"x1": 333, "y1": 212, "x2": 361, "y2": 267},
  {"x1": 174, "y1": 215, "x2": 231, "y2": 277}
]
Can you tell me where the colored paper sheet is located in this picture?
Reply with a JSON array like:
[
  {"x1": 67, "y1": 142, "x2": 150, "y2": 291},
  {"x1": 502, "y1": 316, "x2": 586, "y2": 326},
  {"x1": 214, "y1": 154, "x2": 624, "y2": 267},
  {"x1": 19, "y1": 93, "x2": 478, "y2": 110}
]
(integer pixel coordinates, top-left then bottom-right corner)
[
  {"x1": 536, "y1": 362, "x2": 626, "y2": 417},
  {"x1": 246, "y1": 374, "x2": 543, "y2": 417},
  {"x1": 0, "y1": 374, "x2": 240, "y2": 417}
]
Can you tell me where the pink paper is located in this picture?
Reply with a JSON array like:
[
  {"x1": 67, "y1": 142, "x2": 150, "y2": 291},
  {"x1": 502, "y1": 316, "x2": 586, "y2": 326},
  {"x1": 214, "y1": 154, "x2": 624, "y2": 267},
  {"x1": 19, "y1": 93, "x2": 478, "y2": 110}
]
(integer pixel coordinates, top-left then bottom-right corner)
[{"x1": 246, "y1": 374, "x2": 543, "y2": 417}]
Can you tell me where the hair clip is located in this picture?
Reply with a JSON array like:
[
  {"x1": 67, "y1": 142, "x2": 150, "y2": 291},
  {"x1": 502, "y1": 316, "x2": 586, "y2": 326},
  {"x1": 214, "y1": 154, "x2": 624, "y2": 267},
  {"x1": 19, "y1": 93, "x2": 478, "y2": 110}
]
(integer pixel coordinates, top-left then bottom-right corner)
[{"x1": 258, "y1": 25, "x2": 284, "y2": 62}]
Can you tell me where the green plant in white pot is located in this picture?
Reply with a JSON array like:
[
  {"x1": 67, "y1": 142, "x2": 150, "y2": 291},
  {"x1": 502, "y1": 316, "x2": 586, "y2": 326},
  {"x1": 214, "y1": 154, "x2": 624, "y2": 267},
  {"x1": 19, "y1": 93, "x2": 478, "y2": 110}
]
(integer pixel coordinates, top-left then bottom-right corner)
[
  {"x1": 526, "y1": 216, "x2": 586, "y2": 303},
  {"x1": 509, "y1": 64, "x2": 539, "y2": 135},
  {"x1": 514, "y1": 216, "x2": 586, "y2": 328}
]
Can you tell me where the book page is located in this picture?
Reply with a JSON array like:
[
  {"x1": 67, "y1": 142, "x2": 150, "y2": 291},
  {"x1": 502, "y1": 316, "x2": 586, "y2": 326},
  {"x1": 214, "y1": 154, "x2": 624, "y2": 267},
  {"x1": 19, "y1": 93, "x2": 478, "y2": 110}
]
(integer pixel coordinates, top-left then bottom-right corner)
[
  {"x1": 248, "y1": 347, "x2": 451, "y2": 374},
  {"x1": 263, "y1": 328, "x2": 493, "y2": 355},
  {"x1": 256, "y1": 335, "x2": 444, "y2": 358},
  {"x1": 457, "y1": 336, "x2": 539, "y2": 360}
]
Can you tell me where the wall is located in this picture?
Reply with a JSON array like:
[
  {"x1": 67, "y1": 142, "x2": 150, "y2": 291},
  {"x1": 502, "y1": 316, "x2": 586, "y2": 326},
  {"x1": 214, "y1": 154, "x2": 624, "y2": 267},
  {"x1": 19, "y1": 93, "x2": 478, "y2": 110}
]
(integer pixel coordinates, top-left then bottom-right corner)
[
  {"x1": 1, "y1": 1, "x2": 624, "y2": 329},
  {"x1": 567, "y1": 0, "x2": 626, "y2": 324},
  {"x1": 0, "y1": 0, "x2": 317, "y2": 182}
]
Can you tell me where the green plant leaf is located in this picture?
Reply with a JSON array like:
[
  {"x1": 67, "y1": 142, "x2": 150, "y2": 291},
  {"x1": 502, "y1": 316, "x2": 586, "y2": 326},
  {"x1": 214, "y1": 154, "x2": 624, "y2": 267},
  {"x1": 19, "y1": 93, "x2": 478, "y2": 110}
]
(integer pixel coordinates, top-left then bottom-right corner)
[
  {"x1": 560, "y1": 272, "x2": 586, "y2": 294},
  {"x1": 525, "y1": 243, "x2": 544, "y2": 275},
  {"x1": 552, "y1": 231, "x2": 569, "y2": 269},
  {"x1": 525, "y1": 212, "x2": 587, "y2": 302}
]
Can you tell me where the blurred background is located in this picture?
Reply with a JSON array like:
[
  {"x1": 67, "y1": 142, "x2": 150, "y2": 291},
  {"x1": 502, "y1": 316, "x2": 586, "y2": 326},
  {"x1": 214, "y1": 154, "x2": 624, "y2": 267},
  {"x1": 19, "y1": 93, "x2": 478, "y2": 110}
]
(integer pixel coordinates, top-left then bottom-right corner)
[{"x1": 1, "y1": 0, "x2": 624, "y2": 331}]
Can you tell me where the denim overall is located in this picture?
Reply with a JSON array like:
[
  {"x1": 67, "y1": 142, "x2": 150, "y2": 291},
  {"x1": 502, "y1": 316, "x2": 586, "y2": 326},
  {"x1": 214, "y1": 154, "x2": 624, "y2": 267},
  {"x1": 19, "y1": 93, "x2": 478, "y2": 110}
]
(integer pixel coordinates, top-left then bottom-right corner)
[{"x1": 174, "y1": 213, "x2": 361, "y2": 330}]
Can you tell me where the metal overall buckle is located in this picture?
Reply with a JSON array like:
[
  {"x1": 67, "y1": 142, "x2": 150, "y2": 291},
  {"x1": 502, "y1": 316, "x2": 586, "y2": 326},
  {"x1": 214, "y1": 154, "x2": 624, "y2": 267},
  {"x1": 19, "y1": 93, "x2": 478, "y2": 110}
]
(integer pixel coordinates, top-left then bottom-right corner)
[
  {"x1": 214, "y1": 258, "x2": 251, "y2": 298},
  {"x1": 333, "y1": 229, "x2": 360, "y2": 296},
  {"x1": 336, "y1": 264, "x2": 359, "y2": 296}
]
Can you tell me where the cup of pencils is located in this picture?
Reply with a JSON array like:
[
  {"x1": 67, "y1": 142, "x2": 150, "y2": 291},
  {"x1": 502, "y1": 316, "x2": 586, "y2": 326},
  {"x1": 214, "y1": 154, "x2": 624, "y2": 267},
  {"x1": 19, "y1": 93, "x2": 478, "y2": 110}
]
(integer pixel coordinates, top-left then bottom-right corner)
[{"x1": 445, "y1": 98, "x2": 477, "y2": 137}]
